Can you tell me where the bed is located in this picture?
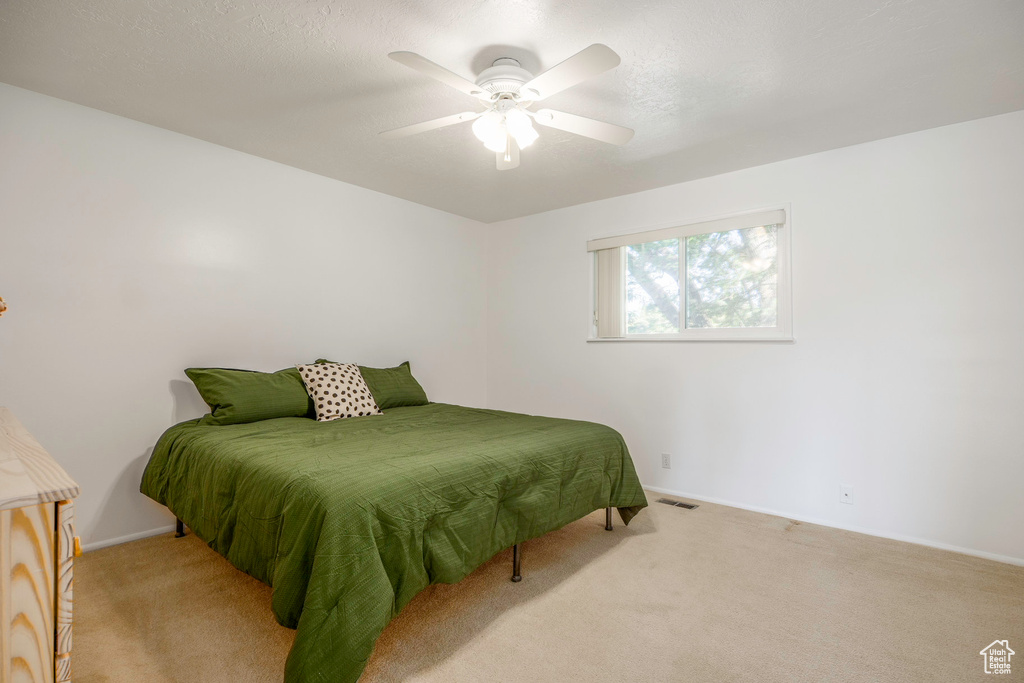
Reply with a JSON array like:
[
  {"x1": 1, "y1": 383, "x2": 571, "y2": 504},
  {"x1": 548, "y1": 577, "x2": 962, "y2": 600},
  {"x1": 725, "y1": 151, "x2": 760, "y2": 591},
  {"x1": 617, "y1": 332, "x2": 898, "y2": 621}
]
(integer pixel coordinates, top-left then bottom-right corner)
[{"x1": 140, "y1": 402, "x2": 647, "y2": 683}]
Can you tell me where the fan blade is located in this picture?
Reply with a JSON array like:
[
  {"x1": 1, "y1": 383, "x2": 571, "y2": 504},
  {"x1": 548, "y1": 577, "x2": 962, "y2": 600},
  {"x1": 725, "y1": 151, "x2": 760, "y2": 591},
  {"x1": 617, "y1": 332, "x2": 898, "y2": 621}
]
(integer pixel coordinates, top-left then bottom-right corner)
[
  {"x1": 533, "y1": 109, "x2": 634, "y2": 145},
  {"x1": 379, "y1": 111, "x2": 480, "y2": 140},
  {"x1": 521, "y1": 44, "x2": 621, "y2": 101},
  {"x1": 496, "y1": 137, "x2": 520, "y2": 170},
  {"x1": 389, "y1": 52, "x2": 489, "y2": 100}
]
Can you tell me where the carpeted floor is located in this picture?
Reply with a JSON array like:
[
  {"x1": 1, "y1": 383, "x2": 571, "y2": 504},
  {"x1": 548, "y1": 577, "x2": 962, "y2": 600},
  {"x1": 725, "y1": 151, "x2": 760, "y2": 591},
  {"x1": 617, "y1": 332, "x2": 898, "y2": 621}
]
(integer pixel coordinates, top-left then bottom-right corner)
[{"x1": 74, "y1": 495, "x2": 1023, "y2": 682}]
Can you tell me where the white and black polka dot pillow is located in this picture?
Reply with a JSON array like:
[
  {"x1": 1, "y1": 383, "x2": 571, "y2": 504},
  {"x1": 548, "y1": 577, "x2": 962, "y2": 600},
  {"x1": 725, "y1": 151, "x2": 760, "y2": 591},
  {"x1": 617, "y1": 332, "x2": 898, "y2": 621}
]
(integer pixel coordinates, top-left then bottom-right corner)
[{"x1": 296, "y1": 363, "x2": 382, "y2": 421}]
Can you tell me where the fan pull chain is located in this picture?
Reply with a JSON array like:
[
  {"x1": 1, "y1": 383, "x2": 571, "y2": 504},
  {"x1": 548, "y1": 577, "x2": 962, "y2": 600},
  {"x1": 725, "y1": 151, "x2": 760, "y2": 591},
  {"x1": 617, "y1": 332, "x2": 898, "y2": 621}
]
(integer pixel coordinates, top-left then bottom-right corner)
[{"x1": 504, "y1": 134, "x2": 512, "y2": 163}]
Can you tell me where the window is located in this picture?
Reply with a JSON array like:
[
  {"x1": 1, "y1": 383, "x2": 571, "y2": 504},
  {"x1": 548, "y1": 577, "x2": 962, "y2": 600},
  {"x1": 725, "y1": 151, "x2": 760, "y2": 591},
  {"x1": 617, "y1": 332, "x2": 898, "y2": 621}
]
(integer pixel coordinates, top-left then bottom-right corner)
[{"x1": 589, "y1": 208, "x2": 792, "y2": 341}]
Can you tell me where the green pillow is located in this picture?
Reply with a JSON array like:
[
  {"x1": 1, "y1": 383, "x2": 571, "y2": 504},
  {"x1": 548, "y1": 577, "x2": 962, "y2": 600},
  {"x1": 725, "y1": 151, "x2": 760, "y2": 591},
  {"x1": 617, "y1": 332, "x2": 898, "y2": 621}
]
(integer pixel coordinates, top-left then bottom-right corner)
[
  {"x1": 315, "y1": 360, "x2": 429, "y2": 410},
  {"x1": 185, "y1": 367, "x2": 314, "y2": 425}
]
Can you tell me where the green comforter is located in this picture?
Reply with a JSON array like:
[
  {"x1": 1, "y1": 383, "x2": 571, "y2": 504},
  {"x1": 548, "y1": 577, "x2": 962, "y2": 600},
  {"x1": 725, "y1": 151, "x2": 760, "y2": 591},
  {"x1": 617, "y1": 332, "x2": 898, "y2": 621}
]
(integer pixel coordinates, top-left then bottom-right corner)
[{"x1": 140, "y1": 403, "x2": 647, "y2": 682}]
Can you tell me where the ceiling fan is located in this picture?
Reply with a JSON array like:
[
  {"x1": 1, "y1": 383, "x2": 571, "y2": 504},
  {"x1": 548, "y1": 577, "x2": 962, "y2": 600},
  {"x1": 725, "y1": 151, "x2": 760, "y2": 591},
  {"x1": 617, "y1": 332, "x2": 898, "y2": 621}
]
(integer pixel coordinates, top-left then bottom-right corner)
[{"x1": 380, "y1": 44, "x2": 634, "y2": 170}]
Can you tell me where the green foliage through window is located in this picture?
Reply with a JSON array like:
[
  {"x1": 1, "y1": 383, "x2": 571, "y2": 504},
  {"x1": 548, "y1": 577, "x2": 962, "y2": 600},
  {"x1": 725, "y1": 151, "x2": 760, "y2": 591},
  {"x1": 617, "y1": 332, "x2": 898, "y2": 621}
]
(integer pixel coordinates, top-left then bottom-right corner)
[
  {"x1": 686, "y1": 225, "x2": 777, "y2": 329},
  {"x1": 626, "y1": 239, "x2": 679, "y2": 334},
  {"x1": 623, "y1": 225, "x2": 779, "y2": 333}
]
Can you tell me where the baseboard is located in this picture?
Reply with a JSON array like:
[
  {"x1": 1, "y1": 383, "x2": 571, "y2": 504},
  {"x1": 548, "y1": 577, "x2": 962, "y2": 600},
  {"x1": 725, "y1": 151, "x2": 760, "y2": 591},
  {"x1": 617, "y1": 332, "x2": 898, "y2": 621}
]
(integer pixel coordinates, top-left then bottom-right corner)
[
  {"x1": 643, "y1": 485, "x2": 1024, "y2": 567},
  {"x1": 81, "y1": 525, "x2": 176, "y2": 553}
]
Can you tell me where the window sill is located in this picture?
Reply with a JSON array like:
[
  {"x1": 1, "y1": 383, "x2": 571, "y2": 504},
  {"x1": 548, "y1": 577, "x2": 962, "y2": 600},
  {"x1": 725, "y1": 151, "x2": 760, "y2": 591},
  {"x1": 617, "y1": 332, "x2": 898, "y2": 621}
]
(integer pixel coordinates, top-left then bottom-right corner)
[{"x1": 587, "y1": 335, "x2": 795, "y2": 343}]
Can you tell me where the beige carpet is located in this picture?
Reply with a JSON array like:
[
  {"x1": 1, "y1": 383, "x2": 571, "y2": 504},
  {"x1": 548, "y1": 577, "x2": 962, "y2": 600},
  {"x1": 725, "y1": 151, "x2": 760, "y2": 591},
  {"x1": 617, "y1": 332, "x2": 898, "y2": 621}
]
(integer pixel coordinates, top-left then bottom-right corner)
[{"x1": 75, "y1": 495, "x2": 1023, "y2": 682}]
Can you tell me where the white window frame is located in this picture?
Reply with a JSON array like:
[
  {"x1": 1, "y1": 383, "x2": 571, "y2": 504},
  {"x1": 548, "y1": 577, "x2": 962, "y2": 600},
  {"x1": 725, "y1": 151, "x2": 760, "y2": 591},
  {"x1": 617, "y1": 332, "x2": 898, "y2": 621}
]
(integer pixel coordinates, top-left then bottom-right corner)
[{"x1": 588, "y1": 206, "x2": 793, "y2": 342}]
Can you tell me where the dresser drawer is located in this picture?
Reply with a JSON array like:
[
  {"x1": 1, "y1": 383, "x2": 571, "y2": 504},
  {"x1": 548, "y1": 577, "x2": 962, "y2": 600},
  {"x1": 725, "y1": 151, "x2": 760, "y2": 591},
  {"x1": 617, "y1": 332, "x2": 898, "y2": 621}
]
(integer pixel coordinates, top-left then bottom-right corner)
[{"x1": 0, "y1": 502, "x2": 55, "y2": 683}]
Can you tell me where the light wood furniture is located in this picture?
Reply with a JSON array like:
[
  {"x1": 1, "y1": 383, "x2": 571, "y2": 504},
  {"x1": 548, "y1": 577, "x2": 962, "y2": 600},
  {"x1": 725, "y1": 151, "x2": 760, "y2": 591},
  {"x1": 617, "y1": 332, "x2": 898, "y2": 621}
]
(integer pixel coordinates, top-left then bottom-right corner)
[{"x1": 0, "y1": 408, "x2": 80, "y2": 683}]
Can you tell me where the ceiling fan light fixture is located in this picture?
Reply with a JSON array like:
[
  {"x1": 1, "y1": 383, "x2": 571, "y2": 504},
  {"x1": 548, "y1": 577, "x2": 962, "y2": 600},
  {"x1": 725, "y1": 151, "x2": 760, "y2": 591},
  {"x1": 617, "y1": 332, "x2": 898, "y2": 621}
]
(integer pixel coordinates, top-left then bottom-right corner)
[{"x1": 474, "y1": 109, "x2": 531, "y2": 152}]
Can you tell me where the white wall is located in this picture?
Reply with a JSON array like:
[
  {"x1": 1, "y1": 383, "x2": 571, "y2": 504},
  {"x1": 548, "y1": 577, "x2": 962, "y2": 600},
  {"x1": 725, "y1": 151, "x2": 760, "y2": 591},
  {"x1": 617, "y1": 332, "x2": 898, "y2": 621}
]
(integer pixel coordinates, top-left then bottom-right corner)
[
  {"x1": 0, "y1": 84, "x2": 488, "y2": 548},
  {"x1": 486, "y1": 110, "x2": 1024, "y2": 564}
]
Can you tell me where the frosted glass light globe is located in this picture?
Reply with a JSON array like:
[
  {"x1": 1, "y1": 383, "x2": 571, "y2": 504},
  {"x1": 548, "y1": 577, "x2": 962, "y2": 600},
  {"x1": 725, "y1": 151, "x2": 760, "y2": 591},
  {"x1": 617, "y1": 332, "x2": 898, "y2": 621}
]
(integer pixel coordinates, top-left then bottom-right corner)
[
  {"x1": 483, "y1": 129, "x2": 508, "y2": 153},
  {"x1": 504, "y1": 108, "x2": 538, "y2": 148},
  {"x1": 472, "y1": 111, "x2": 503, "y2": 143},
  {"x1": 512, "y1": 125, "x2": 538, "y2": 148}
]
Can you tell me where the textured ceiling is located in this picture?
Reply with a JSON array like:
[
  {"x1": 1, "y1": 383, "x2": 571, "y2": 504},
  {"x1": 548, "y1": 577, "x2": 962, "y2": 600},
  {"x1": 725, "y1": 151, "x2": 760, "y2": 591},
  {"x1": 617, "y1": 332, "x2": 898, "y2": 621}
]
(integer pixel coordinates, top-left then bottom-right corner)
[{"x1": 1, "y1": 0, "x2": 1023, "y2": 222}]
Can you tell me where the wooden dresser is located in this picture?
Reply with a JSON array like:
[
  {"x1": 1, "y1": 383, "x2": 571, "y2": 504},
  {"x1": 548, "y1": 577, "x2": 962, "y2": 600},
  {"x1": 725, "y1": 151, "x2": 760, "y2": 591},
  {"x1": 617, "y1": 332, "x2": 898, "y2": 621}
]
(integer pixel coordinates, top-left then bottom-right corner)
[{"x1": 0, "y1": 408, "x2": 80, "y2": 683}]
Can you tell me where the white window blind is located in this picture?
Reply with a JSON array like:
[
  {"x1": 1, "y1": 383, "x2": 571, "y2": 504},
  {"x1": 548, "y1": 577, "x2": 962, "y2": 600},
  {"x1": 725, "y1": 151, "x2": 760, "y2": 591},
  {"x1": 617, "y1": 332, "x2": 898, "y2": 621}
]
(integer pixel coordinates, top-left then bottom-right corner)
[
  {"x1": 594, "y1": 247, "x2": 624, "y2": 338},
  {"x1": 590, "y1": 209, "x2": 792, "y2": 341}
]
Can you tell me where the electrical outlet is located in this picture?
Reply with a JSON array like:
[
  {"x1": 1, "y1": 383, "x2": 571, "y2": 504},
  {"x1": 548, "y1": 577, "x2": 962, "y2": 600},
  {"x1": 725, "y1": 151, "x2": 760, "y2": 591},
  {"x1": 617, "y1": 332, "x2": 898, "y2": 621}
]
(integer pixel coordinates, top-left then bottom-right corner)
[
  {"x1": 661, "y1": 453, "x2": 671, "y2": 469},
  {"x1": 840, "y1": 484, "x2": 854, "y2": 505}
]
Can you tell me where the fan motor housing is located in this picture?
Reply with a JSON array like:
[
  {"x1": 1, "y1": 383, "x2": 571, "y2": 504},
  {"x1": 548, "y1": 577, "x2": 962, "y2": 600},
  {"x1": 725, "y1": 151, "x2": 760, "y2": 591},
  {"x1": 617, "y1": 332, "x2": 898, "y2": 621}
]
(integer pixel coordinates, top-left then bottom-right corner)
[{"x1": 475, "y1": 58, "x2": 534, "y2": 98}]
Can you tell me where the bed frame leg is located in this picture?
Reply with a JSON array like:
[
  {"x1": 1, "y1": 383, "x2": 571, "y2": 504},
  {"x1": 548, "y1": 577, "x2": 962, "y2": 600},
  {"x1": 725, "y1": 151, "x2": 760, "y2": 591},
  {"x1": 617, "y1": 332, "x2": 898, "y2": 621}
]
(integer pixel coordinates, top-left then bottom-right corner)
[
  {"x1": 175, "y1": 518, "x2": 186, "y2": 538},
  {"x1": 511, "y1": 544, "x2": 522, "y2": 582},
  {"x1": 605, "y1": 506, "x2": 613, "y2": 531}
]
